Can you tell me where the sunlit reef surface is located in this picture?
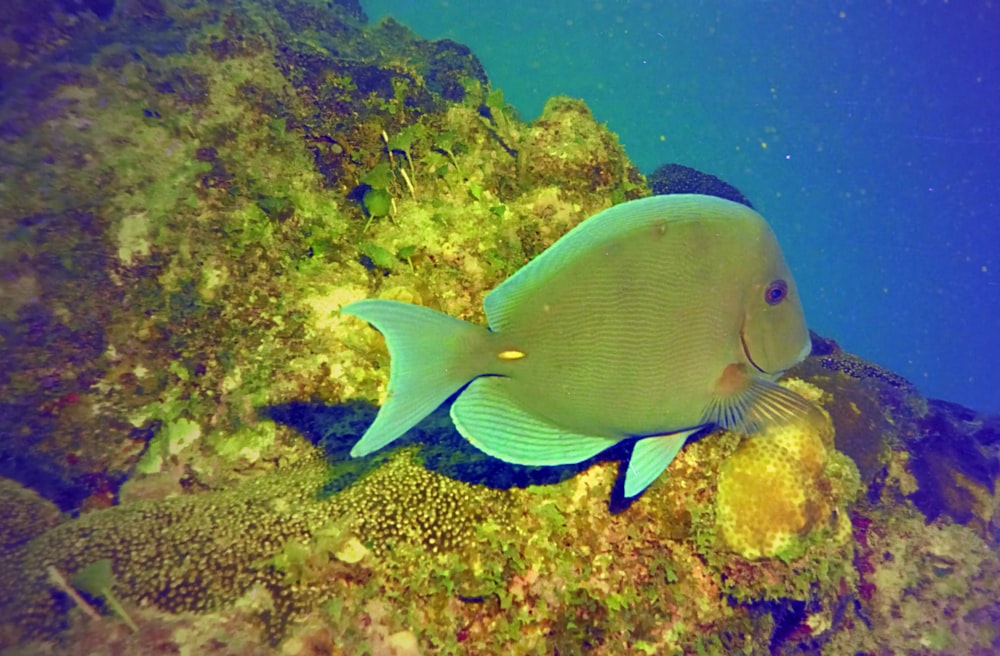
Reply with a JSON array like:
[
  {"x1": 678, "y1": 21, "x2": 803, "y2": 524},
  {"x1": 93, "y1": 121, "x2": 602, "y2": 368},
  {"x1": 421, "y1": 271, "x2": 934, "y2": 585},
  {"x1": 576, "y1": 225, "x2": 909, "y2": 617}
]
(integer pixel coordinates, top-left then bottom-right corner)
[{"x1": 1, "y1": 0, "x2": 998, "y2": 653}]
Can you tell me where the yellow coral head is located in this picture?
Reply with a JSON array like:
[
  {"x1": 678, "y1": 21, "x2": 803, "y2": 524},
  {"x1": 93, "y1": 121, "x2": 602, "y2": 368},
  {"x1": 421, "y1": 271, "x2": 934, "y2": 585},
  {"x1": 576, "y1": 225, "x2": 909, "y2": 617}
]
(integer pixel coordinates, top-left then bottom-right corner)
[{"x1": 715, "y1": 402, "x2": 836, "y2": 560}]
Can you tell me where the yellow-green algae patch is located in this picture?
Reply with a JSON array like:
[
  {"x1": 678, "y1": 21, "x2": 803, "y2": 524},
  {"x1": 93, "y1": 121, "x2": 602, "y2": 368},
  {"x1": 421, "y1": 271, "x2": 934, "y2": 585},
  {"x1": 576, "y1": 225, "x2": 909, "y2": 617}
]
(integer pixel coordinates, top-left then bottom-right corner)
[{"x1": 825, "y1": 504, "x2": 1000, "y2": 654}]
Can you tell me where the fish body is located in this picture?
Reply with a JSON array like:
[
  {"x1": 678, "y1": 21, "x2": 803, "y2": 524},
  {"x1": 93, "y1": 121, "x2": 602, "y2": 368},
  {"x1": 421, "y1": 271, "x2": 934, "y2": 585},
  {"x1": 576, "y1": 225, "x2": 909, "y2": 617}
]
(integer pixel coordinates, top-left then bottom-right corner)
[{"x1": 342, "y1": 194, "x2": 812, "y2": 498}]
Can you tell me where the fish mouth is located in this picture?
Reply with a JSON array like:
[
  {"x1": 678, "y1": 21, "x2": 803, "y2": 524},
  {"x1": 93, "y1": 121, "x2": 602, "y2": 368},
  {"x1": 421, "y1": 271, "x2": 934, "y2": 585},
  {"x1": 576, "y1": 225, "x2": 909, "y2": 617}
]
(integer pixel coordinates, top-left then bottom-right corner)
[{"x1": 740, "y1": 327, "x2": 768, "y2": 374}]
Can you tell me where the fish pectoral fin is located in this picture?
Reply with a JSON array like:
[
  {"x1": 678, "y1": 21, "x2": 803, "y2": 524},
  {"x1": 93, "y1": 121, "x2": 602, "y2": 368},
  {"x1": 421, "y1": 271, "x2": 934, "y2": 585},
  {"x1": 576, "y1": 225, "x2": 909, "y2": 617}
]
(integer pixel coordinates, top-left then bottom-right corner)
[
  {"x1": 451, "y1": 377, "x2": 617, "y2": 466},
  {"x1": 623, "y1": 429, "x2": 700, "y2": 498},
  {"x1": 701, "y1": 376, "x2": 816, "y2": 434}
]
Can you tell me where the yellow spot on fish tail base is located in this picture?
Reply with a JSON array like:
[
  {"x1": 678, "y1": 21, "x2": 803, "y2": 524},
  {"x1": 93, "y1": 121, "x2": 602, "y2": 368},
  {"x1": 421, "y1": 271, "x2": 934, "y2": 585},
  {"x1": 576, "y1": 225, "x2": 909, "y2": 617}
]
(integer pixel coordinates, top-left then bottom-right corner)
[{"x1": 498, "y1": 349, "x2": 526, "y2": 360}]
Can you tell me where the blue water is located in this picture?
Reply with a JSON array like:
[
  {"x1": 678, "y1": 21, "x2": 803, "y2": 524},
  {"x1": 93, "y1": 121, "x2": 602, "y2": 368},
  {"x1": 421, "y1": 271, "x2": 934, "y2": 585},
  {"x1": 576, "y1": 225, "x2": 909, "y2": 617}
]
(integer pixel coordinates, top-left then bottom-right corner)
[{"x1": 364, "y1": 0, "x2": 1000, "y2": 413}]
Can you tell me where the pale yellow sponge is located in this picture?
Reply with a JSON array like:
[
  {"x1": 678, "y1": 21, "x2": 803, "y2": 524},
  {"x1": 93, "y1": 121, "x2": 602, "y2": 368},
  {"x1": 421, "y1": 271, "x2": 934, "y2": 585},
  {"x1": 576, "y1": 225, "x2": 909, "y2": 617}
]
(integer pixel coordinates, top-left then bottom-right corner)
[{"x1": 715, "y1": 394, "x2": 856, "y2": 560}]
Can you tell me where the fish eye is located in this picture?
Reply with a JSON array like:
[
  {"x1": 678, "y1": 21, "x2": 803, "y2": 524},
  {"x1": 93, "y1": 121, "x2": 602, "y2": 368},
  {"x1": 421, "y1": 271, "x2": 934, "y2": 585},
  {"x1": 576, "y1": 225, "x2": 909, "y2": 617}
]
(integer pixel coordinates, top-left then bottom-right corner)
[{"x1": 765, "y1": 279, "x2": 787, "y2": 305}]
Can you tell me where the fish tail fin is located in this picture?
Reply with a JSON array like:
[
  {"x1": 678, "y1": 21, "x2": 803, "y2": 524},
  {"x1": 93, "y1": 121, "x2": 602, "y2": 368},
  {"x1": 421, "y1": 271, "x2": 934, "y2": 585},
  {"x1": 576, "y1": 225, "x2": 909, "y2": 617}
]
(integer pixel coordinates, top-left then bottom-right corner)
[{"x1": 342, "y1": 299, "x2": 489, "y2": 457}]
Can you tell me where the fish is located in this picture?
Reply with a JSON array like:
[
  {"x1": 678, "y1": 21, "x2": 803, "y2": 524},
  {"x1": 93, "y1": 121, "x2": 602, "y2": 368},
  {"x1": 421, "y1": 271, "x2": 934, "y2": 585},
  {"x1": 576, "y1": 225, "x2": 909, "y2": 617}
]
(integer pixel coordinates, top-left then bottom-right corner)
[{"x1": 341, "y1": 193, "x2": 813, "y2": 498}]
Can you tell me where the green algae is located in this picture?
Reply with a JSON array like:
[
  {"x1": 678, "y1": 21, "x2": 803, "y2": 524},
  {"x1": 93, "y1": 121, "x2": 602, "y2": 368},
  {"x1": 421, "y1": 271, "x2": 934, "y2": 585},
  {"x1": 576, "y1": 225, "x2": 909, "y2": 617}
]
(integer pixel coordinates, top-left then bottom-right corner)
[
  {"x1": 135, "y1": 417, "x2": 202, "y2": 474},
  {"x1": 70, "y1": 559, "x2": 139, "y2": 633}
]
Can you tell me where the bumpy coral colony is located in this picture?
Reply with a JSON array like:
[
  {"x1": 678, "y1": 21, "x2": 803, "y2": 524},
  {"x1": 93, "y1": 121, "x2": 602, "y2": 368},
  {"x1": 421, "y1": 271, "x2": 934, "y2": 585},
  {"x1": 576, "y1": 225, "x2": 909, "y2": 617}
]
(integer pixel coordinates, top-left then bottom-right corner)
[{"x1": 715, "y1": 385, "x2": 860, "y2": 560}]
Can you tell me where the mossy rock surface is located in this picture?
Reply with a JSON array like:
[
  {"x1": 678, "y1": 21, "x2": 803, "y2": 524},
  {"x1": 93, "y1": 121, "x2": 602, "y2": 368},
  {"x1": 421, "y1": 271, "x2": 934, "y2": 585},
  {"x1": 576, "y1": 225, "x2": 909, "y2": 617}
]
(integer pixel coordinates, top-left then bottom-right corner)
[{"x1": 1, "y1": 0, "x2": 998, "y2": 654}]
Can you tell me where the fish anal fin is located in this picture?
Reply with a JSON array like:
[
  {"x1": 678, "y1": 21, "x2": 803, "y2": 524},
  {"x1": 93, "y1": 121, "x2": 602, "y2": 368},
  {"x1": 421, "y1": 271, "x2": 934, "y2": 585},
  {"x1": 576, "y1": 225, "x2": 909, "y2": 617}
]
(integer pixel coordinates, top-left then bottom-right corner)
[{"x1": 451, "y1": 377, "x2": 617, "y2": 466}]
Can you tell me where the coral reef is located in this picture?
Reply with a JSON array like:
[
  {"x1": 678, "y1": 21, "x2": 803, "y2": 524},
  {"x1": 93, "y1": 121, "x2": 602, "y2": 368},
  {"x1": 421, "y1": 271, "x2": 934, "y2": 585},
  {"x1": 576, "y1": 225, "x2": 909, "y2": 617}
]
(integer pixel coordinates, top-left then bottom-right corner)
[
  {"x1": 715, "y1": 383, "x2": 860, "y2": 560},
  {"x1": 0, "y1": 478, "x2": 62, "y2": 553},
  {"x1": 1, "y1": 448, "x2": 511, "y2": 646},
  {"x1": 1, "y1": 0, "x2": 998, "y2": 653}
]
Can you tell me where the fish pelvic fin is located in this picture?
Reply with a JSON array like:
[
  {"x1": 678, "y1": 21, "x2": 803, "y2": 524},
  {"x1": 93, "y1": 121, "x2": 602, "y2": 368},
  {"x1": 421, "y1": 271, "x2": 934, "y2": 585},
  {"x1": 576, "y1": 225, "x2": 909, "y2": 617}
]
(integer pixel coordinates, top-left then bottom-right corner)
[
  {"x1": 342, "y1": 299, "x2": 489, "y2": 457},
  {"x1": 624, "y1": 429, "x2": 701, "y2": 498},
  {"x1": 701, "y1": 376, "x2": 815, "y2": 434}
]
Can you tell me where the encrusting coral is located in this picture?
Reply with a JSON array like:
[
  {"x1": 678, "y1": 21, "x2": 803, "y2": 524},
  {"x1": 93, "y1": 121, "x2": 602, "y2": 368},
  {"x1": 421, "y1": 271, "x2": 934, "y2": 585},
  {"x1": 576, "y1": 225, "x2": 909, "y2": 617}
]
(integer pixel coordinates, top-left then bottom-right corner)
[
  {"x1": 337, "y1": 447, "x2": 511, "y2": 557},
  {"x1": 1, "y1": 448, "x2": 512, "y2": 645}
]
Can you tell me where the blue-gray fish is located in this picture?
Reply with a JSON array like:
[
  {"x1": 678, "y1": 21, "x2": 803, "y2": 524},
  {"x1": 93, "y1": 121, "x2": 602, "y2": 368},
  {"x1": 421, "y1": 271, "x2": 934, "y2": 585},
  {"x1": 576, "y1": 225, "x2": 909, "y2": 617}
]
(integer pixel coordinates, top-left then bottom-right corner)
[{"x1": 342, "y1": 194, "x2": 812, "y2": 498}]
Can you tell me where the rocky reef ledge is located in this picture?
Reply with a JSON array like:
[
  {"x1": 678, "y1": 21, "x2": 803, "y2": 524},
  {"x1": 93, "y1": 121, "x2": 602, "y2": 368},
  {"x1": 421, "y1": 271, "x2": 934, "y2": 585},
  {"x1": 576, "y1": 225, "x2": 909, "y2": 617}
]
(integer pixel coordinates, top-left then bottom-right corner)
[{"x1": 1, "y1": 0, "x2": 997, "y2": 654}]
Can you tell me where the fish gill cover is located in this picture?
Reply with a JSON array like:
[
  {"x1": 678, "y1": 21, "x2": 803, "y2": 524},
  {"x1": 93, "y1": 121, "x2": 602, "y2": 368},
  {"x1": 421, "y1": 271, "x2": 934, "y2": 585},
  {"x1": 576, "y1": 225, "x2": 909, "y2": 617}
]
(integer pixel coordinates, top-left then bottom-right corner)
[{"x1": 0, "y1": 0, "x2": 997, "y2": 654}]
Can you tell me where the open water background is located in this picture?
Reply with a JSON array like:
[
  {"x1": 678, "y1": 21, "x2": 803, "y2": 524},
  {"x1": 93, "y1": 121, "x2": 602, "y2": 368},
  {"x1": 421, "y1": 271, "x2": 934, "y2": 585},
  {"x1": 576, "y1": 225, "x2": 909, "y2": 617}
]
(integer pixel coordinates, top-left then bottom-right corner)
[{"x1": 365, "y1": 0, "x2": 1000, "y2": 413}]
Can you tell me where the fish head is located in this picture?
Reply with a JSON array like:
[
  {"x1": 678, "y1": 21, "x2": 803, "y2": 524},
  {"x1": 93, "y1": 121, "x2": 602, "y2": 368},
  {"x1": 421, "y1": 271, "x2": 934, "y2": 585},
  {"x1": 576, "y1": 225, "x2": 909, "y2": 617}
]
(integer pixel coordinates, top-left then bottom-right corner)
[{"x1": 738, "y1": 227, "x2": 811, "y2": 376}]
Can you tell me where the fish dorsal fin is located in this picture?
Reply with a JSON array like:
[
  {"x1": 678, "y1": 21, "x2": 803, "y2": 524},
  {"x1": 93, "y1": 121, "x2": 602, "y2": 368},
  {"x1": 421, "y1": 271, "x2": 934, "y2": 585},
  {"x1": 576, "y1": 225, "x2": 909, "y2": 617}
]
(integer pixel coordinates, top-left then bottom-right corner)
[
  {"x1": 701, "y1": 377, "x2": 815, "y2": 434},
  {"x1": 484, "y1": 194, "x2": 753, "y2": 331},
  {"x1": 624, "y1": 429, "x2": 700, "y2": 498},
  {"x1": 451, "y1": 376, "x2": 618, "y2": 465}
]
